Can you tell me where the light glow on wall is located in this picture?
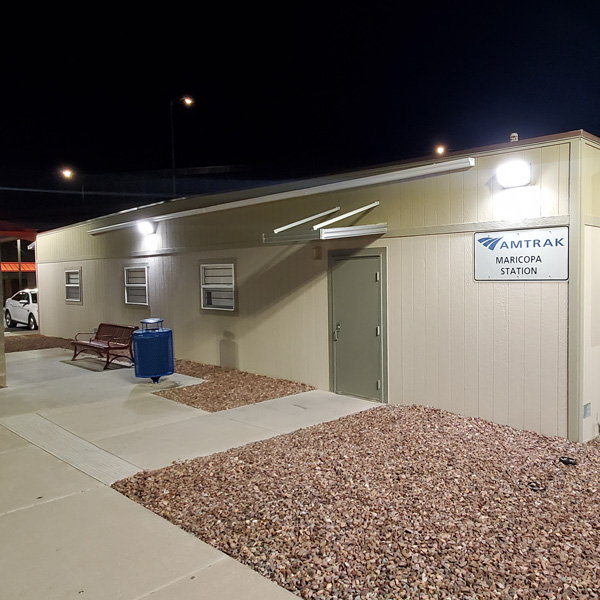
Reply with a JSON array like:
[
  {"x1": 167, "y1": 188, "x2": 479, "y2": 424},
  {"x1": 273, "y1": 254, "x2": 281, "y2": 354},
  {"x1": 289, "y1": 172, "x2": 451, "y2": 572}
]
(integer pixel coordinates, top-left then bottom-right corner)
[
  {"x1": 137, "y1": 220, "x2": 156, "y2": 235},
  {"x1": 496, "y1": 160, "x2": 531, "y2": 188}
]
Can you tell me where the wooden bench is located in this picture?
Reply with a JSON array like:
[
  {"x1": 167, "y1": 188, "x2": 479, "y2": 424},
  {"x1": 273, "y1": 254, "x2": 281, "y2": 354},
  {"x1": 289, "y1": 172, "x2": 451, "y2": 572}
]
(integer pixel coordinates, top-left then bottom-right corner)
[{"x1": 71, "y1": 323, "x2": 138, "y2": 370}]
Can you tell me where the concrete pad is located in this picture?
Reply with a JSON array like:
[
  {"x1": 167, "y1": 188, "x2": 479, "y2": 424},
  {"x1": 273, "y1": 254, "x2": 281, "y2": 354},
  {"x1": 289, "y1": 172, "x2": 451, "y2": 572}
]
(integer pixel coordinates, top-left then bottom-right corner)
[
  {"x1": 0, "y1": 444, "x2": 103, "y2": 514},
  {"x1": 0, "y1": 363, "x2": 203, "y2": 418},
  {"x1": 139, "y1": 555, "x2": 297, "y2": 599},
  {"x1": 4, "y1": 348, "x2": 75, "y2": 386},
  {"x1": 0, "y1": 487, "x2": 225, "y2": 600},
  {"x1": 40, "y1": 394, "x2": 202, "y2": 441},
  {"x1": 224, "y1": 390, "x2": 377, "y2": 433},
  {"x1": 96, "y1": 413, "x2": 279, "y2": 471},
  {"x1": 0, "y1": 423, "x2": 30, "y2": 453}
]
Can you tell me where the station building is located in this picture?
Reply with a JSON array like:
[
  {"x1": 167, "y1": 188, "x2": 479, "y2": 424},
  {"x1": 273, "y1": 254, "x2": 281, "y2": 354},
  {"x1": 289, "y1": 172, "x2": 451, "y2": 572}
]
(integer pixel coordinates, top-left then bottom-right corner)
[{"x1": 34, "y1": 130, "x2": 600, "y2": 442}]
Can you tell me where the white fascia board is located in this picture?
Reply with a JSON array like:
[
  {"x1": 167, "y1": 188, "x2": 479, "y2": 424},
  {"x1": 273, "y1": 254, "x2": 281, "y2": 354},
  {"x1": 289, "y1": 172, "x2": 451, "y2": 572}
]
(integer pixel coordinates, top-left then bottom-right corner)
[
  {"x1": 319, "y1": 224, "x2": 388, "y2": 239},
  {"x1": 88, "y1": 157, "x2": 474, "y2": 235},
  {"x1": 263, "y1": 223, "x2": 388, "y2": 244}
]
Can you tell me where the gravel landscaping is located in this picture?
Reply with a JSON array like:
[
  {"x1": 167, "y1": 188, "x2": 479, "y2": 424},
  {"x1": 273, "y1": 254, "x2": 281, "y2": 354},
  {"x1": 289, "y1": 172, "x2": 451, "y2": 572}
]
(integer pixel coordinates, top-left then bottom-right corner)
[{"x1": 113, "y1": 406, "x2": 600, "y2": 599}]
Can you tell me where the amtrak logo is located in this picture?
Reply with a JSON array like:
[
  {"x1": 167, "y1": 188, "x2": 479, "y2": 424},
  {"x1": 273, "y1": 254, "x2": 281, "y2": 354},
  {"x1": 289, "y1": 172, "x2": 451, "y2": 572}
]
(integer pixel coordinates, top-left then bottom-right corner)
[
  {"x1": 478, "y1": 236, "x2": 503, "y2": 251},
  {"x1": 477, "y1": 235, "x2": 565, "y2": 251}
]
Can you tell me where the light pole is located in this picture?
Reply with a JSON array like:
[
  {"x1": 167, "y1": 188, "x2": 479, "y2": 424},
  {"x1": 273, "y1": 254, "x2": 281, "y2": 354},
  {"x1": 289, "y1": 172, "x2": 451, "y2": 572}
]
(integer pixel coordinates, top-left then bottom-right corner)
[{"x1": 170, "y1": 96, "x2": 194, "y2": 197}]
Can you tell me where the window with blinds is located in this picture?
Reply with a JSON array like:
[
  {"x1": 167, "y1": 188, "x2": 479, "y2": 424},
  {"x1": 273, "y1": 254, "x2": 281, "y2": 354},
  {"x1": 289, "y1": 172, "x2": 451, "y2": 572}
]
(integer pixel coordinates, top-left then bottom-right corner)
[
  {"x1": 124, "y1": 266, "x2": 149, "y2": 305},
  {"x1": 200, "y1": 263, "x2": 235, "y2": 311},
  {"x1": 65, "y1": 269, "x2": 82, "y2": 303}
]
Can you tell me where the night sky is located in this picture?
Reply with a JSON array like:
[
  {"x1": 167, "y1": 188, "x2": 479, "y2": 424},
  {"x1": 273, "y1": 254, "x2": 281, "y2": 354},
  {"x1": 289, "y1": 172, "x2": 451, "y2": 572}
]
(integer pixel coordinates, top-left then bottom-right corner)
[{"x1": 2, "y1": 5, "x2": 600, "y2": 230}]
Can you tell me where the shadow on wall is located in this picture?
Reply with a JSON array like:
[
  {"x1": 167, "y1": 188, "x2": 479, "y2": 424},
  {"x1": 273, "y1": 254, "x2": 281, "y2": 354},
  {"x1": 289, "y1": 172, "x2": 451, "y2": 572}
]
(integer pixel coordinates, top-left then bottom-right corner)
[
  {"x1": 237, "y1": 235, "x2": 375, "y2": 320},
  {"x1": 220, "y1": 331, "x2": 239, "y2": 369}
]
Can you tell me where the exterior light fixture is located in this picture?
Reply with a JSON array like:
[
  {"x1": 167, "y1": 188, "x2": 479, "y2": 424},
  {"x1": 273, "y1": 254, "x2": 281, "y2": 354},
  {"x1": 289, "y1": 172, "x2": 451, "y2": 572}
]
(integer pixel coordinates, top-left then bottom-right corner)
[
  {"x1": 60, "y1": 168, "x2": 74, "y2": 179},
  {"x1": 435, "y1": 145, "x2": 445, "y2": 156},
  {"x1": 496, "y1": 160, "x2": 531, "y2": 188},
  {"x1": 137, "y1": 220, "x2": 156, "y2": 235}
]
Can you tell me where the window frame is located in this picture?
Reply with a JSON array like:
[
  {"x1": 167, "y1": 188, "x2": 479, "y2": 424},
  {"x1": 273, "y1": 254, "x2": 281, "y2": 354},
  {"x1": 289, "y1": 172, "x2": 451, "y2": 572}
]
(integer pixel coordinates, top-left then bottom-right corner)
[
  {"x1": 200, "y1": 262, "x2": 236, "y2": 312},
  {"x1": 65, "y1": 268, "x2": 82, "y2": 304},
  {"x1": 124, "y1": 265, "x2": 149, "y2": 306}
]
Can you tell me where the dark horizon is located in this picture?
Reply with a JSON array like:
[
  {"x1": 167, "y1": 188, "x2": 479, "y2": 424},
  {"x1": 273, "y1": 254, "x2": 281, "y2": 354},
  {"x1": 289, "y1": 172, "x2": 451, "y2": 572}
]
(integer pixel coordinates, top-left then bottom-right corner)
[{"x1": 2, "y1": 5, "x2": 600, "y2": 229}]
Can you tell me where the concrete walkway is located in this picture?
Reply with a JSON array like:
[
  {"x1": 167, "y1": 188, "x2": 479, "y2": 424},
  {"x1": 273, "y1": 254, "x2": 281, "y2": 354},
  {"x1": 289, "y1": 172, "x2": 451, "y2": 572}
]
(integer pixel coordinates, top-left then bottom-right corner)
[{"x1": 0, "y1": 347, "x2": 376, "y2": 599}]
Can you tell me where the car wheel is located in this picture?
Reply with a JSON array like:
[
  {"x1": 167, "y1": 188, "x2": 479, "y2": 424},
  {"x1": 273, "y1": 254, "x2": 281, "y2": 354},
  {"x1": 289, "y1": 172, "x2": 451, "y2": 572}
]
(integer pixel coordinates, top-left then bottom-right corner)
[
  {"x1": 28, "y1": 314, "x2": 38, "y2": 330},
  {"x1": 5, "y1": 311, "x2": 16, "y2": 328}
]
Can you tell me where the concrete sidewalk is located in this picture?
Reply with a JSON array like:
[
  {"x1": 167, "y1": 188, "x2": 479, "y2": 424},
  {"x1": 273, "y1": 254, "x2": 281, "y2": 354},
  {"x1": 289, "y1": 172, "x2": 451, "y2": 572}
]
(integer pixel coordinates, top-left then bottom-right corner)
[{"x1": 0, "y1": 347, "x2": 376, "y2": 599}]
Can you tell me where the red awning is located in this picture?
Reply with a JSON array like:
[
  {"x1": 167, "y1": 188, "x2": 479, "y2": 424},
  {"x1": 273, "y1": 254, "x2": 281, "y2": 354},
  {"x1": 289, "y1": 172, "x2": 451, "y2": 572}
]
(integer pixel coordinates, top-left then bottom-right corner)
[{"x1": 1, "y1": 262, "x2": 36, "y2": 272}]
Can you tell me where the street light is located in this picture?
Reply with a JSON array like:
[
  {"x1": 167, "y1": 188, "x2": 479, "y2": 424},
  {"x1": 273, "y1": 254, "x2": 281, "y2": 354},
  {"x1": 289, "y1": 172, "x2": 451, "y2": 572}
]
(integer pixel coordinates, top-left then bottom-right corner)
[
  {"x1": 170, "y1": 96, "x2": 194, "y2": 196},
  {"x1": 59, "y1": 166, "x2": 85, "y2": 201}
]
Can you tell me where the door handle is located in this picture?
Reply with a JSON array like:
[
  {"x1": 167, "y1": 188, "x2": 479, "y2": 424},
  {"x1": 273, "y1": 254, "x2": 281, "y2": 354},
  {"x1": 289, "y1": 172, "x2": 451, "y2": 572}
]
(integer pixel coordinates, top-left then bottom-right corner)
[{"x1": 333, "y1": 323, "x2": 341, "y2": 342}]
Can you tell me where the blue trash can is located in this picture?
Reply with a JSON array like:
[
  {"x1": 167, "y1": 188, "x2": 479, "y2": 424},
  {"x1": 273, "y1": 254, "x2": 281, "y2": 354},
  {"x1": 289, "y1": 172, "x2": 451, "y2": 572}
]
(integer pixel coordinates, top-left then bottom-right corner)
[{"x1": 133, "y1": 318, "x2": 174, "y2": 383}]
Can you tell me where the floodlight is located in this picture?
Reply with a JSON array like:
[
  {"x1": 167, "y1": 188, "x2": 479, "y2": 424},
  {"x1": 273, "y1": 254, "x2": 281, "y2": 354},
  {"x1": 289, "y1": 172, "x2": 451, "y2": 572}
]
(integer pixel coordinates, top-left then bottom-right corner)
[{"x1": 496, "y1": 160, "x2": 531, "y2": 188}]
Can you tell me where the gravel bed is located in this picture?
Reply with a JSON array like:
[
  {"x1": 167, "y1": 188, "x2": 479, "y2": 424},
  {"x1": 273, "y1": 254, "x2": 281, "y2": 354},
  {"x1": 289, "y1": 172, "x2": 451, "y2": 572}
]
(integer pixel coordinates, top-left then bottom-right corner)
[
  {"x1": 113, "y1": 405, "x2": 600, "y2": 599},
  {"x1": 157, "y1": 359, "x2": 315, "y2": 412},
  {"x1": 4, "y1": 333, "x2": 73, "y2": 352}
]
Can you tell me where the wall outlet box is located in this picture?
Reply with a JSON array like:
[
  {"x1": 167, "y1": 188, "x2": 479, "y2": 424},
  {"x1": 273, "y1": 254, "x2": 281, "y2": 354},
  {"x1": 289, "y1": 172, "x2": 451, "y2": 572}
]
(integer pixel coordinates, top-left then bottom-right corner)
[{"x1": 583, "y1": 402, "x2": 592, "y2": 418}]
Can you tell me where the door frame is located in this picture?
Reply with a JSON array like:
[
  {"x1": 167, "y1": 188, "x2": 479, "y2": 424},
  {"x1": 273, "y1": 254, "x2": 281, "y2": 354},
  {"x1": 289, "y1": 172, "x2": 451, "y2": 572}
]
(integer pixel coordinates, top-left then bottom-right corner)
[{"x1": 328, "y1": 247, "x2": 388, "y2": 403}]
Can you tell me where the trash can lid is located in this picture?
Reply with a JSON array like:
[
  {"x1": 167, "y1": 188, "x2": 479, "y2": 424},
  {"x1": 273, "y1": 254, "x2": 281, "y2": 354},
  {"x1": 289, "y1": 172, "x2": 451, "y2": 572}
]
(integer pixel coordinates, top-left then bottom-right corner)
[{"x1": 140, "y1": 318, "x2": 163, "y2": 330}]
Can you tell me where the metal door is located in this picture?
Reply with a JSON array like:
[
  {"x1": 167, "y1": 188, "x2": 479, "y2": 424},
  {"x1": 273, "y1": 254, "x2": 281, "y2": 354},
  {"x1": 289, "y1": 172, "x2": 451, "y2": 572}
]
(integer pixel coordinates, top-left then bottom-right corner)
[{"x1": 330, "y1": 255, "x2": 384, "y2": 401}]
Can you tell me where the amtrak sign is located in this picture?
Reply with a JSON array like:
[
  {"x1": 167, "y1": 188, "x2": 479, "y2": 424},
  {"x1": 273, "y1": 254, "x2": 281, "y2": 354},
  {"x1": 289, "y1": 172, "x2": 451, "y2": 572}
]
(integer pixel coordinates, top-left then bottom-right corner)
[{"x1": 474, "y1": 227, "x2": 568, "y2": 281}]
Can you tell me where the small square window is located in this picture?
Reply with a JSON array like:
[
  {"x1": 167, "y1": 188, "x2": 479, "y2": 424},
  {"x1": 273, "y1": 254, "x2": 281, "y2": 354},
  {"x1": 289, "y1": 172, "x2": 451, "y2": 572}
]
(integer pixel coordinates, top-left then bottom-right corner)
[
  {"x1": 200, "y1": 263, "x2": 235, "y2": 311},
  {"x1": 65, "y1": 269, "x2": 82, "y2": 303},
  {"x1": 124, "y1": 266, "x2": 149, "y2": 305}
]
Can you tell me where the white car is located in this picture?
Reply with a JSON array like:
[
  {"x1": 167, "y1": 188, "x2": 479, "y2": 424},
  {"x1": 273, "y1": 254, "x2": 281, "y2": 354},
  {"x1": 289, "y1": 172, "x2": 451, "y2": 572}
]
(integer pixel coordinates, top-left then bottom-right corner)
[{"x1": 5, "y1": 288, "x2": 39, "y2": 330}]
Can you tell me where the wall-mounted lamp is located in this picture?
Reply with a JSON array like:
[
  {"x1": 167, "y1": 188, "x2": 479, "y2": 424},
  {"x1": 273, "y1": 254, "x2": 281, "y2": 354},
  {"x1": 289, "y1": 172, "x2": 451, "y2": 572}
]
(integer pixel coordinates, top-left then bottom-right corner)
[
  {"x1": 137, "y1": 220, "x2": 156, "y2": 235},
  {"x1": 496, "y1": 160, "x2": 531, "y2": 188}
]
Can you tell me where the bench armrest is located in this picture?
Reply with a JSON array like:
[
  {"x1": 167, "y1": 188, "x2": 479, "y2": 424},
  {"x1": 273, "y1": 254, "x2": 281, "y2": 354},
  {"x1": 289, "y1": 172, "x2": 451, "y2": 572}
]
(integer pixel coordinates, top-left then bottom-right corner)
[{"x1": 73, "y1": 332, "x2": 95, "y2": 341}]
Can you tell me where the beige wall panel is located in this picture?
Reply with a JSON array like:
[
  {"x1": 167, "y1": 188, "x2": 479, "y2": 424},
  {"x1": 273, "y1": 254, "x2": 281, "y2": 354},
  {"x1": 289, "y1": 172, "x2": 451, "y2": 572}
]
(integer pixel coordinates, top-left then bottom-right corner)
[
  {"x1": 557, "y1": 283, "x2": 568, "y2": 436},
  {"x1": 477, "y1": 280, "x2": 494, "y2": 423},
  {"x1": 387, "y1": 233, "x2": 568, "y2": 438},
  {"x1": 522, "y1": 283, "x2": 542, "y2": 434},
  {"x1": 390, "y1": 239, "x2": 412, "y2": 400},
  {"x1": 507, "y1": 283, "x2": 525, "y2": 431},
  {"x1": 449, "y1": 234, "x2": 466, "y2": 417},
  {"x1": 540, "y1": 145, "x2": 560, "y2": 217},
  {"x1": 424, "y1": 236, "x2": 439, "y2": 403},
  {"x1": 411, "y1": 236, "x2": 428, "y2": 404},
  {"x1": 462, "y1": 165, "x2": 479, "y2": 224},
  {"x1": 581, "y1": 226, "x2": 600, "y2": 441},
  {"x1": 422, "y1": 178, "x2": 439, "y2": 227},
  {"x1": 462, "y1": 238, "x2": 480, "y2": 418},
  {"x1": 492, "y1": 283, "x2": 509, "y2": 427},
  {"x1": 449, "y1": 171, "x2": 465, "y2": 225},
  {"x1": 582, "y1": 142, "x2": 600, "y2": 219},
  {"x1": 539, "y1": 283, "x2": 561, "y2": 436},
  {"x1": 558, "y1": 143, "x2": 570, "y2": 216},
  {"x1": 476, "y1": 155, "x2": 495, "y2": 223},
  {"x1": 436, "y1": 235, "x2": 452, "y2": 411}
]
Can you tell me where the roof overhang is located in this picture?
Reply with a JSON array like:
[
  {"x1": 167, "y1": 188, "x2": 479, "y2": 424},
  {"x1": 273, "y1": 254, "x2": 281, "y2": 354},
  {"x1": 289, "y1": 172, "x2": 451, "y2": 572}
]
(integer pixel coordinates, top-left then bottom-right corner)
[
  {"x1": 263, "y1": 223, "x2": 388, "y2": 244},
  {"x1": 86, "y1": 157, "x2": 475, "y2": 236}
]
